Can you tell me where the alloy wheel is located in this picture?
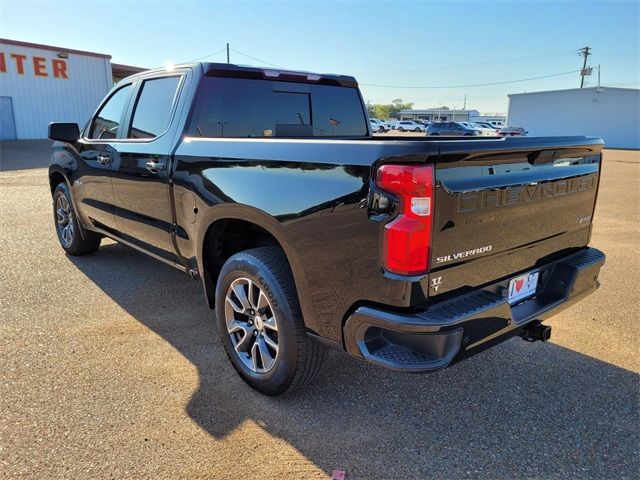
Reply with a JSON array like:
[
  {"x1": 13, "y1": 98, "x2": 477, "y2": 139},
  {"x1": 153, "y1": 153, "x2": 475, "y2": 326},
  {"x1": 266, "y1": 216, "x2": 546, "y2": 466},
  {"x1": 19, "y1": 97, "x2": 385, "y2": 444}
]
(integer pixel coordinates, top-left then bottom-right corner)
[
  {"x1": 55, "y1": 194, "x2": 74, "y2": 247},
  {"x1": 224, "y1": 277, "x2": 279, "y2": 373}
]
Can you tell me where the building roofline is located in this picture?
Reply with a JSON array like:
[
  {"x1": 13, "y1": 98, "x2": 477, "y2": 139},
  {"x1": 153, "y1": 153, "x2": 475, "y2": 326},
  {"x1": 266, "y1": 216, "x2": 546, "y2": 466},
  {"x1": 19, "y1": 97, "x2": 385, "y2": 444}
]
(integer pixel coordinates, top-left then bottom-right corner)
[
  {"x1": 111, "y1": 63, "x2": 146, "y2": 75},
  {"x1": 0, "y1": 38, "x2": 111, "y2": 59},
  {"x1": 397, "y1": 109, "x2": 480, "y2": 114},
  {"x1": 508, "y1": 86, "x2": 640, "y2": 97}
]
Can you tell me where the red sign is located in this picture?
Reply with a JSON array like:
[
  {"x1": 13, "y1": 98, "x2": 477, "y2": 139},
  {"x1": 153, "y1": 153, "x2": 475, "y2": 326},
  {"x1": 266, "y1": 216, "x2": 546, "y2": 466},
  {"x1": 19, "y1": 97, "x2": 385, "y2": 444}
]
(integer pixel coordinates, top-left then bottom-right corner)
[{"x1": 0, "y1": 52, "x2": 68, "y2": 79}]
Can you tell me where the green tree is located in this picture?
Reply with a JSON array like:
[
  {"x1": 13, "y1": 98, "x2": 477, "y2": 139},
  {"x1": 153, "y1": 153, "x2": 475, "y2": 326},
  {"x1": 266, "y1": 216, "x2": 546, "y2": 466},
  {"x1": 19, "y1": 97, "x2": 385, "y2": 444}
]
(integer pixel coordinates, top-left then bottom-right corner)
[{"x1": 367, "y1": 99, "x2": 414, "y2": 120}]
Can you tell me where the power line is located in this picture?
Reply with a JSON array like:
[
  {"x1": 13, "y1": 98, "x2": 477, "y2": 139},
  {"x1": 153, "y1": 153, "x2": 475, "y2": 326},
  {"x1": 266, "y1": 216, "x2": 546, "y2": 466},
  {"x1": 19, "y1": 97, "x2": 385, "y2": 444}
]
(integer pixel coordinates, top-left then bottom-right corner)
[
  {"x1": 229, "y1": 48, "x2": 281, "y2": 68},
  {"x1": 367, "y1": 95, "x2": 507, "y2": 103},
  {"x1": 186, "y1": 48, "x2": 228, "y2": 63},
  {"x1": 357, "y1": 49, "x2": 578, "y2": 76},
  {"x1": 360, "y1": 70, "x2": 581, "y2": 89},
  {"x1": 367, "y1": 79, "x2": 640, "y2": 105}
]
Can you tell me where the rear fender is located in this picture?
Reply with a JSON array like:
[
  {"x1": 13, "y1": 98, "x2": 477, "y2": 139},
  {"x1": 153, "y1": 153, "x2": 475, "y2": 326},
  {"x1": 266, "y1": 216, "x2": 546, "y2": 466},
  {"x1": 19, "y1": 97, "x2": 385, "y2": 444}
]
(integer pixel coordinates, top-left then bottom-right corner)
[{"x1": 195, "y1": 204, "x2": 310, "y2": 321}]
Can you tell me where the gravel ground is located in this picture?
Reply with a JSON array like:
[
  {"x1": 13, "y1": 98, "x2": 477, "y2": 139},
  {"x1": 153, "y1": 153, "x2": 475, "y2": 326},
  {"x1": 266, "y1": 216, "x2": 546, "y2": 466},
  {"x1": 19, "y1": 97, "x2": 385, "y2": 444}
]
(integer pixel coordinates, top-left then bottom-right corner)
[{"x1": 1, "y1": 142, "x2": 638, "y2": 479}]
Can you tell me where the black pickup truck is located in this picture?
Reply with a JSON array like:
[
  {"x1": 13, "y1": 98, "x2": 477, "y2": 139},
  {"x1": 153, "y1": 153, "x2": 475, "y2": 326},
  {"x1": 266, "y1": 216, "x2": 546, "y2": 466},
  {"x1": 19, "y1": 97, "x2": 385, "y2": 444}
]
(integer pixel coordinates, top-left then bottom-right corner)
[{"x1": 48, "y1": 63, "x2": 605, "y2": 395}]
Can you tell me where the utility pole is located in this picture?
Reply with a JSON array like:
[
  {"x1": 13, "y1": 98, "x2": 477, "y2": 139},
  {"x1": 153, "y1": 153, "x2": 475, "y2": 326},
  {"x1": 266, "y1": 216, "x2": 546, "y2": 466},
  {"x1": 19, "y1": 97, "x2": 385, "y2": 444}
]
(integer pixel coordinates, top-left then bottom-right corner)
[
  {"x1": 463, "y1": 93, "x2": 467, "y2": 110},
  {"x1": 226, "y1": 43, "x2": 230, "y2": 64},
  {"x1": 579, "y1": 46, "x2": 591, "y2": 88},
  {"x1": 597, "y1": 64, "x2": 601, "y2": 88}
]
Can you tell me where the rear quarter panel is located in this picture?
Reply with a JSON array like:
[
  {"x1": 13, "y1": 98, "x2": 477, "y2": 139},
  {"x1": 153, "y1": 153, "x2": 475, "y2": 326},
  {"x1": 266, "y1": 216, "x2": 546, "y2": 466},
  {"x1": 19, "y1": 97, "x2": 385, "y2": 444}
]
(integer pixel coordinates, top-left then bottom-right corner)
[{"x1": 171, "y1": 138, "x2": 438, "y2": 342}]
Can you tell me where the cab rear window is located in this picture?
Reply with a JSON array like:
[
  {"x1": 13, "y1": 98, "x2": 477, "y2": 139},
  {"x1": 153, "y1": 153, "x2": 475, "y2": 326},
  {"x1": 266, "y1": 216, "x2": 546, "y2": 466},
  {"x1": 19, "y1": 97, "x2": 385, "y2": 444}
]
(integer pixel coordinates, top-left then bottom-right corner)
[{"x1": 190, "y1": 77, "x2": 367, "y2": 138}]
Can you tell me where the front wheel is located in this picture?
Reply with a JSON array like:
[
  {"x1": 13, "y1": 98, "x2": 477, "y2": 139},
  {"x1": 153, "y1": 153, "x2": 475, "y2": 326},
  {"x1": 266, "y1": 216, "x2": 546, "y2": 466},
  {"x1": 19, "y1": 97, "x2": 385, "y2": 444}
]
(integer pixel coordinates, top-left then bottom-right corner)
[
  {"x1": 216, "y1": 247, "x2": 326, "y2": 395},
  {"x1": 414, "y1": 128, "x2": 421, "y2": 132},
  {"x1": 398, "y1": 127, "x2": 405, "y2": 132},
  {"x1": 52, "y1": 183, "x2": 101, "y2": 255}
]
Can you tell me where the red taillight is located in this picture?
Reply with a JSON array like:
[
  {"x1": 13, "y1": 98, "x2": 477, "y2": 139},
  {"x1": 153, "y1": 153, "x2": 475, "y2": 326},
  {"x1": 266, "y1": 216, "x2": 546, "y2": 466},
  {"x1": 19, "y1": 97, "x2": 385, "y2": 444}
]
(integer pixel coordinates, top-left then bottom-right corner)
[{"x1": 376, "y1": 164, "x2": 434, "y2": 276}]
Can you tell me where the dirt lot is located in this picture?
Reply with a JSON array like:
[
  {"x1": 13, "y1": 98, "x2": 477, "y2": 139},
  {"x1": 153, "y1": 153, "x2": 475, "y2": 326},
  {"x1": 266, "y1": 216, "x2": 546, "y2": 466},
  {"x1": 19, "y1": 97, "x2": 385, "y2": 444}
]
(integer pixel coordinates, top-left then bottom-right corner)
[{"x1": 1, "y1": 141, "x2": 638, "y2": 479}]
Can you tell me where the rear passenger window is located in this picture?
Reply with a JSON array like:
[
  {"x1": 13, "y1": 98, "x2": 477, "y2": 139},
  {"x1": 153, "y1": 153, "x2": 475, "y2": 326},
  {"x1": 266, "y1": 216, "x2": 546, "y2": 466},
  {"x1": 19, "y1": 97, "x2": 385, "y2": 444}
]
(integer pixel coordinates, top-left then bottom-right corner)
[
  {"x1": 191, "y1": 76, "x2": 367, "y2": 138},
  {"x1": 129, "y1": 76, "x2": 181, "y2": 139},
  {"x1": 90, "y1": 84, "x2": 133, "y2": 139}
]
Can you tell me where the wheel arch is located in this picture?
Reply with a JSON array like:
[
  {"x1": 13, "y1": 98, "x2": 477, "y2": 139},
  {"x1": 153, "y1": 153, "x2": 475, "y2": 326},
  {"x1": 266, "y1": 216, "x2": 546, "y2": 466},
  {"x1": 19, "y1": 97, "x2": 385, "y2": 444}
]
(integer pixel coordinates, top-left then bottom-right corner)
[
  {"x1": 48, "y1": 168, "x2": 67, "y2": 194},
  {"x1": 196, "y1": 205, "x2": 307, "y2": 315},
  {"x1": 48, "y1": 163, "x2": 94, "y2": 238}
]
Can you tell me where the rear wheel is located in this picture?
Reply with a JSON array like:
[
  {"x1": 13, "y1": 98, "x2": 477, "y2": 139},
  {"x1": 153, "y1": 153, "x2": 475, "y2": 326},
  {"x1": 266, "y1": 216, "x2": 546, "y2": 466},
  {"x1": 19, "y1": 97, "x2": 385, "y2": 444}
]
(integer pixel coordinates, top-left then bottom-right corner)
[
  {"x1": 414, "y1": 127, "x2": 421, "y2": 132},
  {"x1": 52, "y1": 182, "x2": 101, "y2": 255},
  {"x1": 398, "y1": 127, "x2": 405, "y2": 132},
  {"x1": 216, "y1": 247, "x2": 326, "y2": 395}
]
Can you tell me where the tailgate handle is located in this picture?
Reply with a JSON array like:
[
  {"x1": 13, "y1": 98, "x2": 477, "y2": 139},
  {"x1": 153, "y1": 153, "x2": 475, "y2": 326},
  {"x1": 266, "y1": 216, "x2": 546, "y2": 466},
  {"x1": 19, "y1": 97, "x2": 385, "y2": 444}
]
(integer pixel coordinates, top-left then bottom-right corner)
[{"x1": 527, "y1": 150, "x2": 558, "y2": 165}]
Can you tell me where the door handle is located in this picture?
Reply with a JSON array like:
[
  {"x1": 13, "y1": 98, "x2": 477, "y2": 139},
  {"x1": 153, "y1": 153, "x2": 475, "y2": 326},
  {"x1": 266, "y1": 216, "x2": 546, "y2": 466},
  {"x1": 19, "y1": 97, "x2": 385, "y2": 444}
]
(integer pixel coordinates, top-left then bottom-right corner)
[
  {"x1": 146, "y1": 160, "x2": 166, "y2": 174},
  {"x1": 97, "y1": 153, "x2": 112, "y2": 165}
]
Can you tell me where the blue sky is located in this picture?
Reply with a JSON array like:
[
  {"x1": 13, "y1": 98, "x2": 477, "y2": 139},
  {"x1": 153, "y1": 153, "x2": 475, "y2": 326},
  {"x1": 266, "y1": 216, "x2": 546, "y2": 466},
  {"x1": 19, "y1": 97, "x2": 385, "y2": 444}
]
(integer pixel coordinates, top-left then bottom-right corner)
[{"x1": 1, "y1": 0, "x2": 638, "y2": 113}]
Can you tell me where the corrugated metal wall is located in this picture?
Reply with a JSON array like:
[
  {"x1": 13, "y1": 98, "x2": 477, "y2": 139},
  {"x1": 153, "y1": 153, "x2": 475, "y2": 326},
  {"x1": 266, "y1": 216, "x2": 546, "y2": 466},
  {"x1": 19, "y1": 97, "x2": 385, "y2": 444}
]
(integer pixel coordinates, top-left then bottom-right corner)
[{"x1": 0, "y1": 42, "x2": 112, "y2": 139}]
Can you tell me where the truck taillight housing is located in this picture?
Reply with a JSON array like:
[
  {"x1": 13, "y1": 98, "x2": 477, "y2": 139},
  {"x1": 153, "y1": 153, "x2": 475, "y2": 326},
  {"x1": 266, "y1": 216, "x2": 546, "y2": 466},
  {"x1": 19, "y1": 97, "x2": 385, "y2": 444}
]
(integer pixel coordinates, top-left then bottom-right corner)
[{"x1": 376, "y1": 164, "x2": 434, "y2": 276}]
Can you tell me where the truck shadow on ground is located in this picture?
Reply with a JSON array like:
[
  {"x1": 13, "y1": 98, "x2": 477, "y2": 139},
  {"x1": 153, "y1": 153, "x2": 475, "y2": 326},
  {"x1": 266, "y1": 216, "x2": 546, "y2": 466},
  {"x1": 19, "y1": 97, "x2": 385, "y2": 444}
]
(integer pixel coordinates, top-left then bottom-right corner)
[{"x1": 70, "y1": 242, "x2": 639, "y2": 479}]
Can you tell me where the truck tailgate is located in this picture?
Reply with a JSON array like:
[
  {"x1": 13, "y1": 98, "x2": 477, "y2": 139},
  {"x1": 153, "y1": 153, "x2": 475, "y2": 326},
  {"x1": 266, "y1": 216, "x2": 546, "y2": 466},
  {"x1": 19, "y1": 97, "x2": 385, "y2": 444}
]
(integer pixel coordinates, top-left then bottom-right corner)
[{"x1": 430, "y1": 137, "x2": 603, "y2": 295}]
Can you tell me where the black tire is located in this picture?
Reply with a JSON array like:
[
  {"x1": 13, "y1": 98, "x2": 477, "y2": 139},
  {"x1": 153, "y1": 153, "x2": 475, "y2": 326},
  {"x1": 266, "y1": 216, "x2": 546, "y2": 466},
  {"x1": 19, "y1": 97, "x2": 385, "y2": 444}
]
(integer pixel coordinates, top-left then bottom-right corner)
[
  {"x1": 414, "y1": 128, "x2": 420, "y2": 132},
  {"x1": 398, "y1": 127, "x2": 405, "y2": 132},
  {"x1": 52, "y1": 182, "x2": 101, "y2": 255},
  {"x1": 215, "y1": 247, "x2": 326, "y2": 396}
]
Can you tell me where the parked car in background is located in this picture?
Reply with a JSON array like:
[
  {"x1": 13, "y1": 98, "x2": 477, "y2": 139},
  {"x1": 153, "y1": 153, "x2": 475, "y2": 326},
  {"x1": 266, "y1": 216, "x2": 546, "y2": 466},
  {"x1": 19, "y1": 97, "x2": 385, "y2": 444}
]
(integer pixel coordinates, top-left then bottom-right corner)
[
  {"x1": 414, "y1": 120, "x2": 432, "y2": 128},
  {"x1": 386, "y1": 120, "x2": 399, "y2": 130},
  {"x1": 427, "y1": 121, "x2": 488, "y2": 136},
  {"x1": 458, "y1": 122, "x2": 496, "y2": 135},
  {"x1": 498, "y1": 127, "x2": 528, "y2": 137},
  {"x1": 396, "y1": 120, "x2": 425, "y2": 132},
  {"x1": 370, "y1": 118, "x2": 387, "y2": 133},
  {"x1": 473, "y1": 121, "x2": 501, "y2": 133}
]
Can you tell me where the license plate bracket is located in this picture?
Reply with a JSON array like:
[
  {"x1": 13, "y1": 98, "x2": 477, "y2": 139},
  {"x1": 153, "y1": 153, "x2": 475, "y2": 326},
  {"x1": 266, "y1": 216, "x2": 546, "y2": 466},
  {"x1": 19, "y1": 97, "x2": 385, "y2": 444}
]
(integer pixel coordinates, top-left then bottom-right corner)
[{"x1": 508, "y1": 271, "x2": 539, "y2": 304}]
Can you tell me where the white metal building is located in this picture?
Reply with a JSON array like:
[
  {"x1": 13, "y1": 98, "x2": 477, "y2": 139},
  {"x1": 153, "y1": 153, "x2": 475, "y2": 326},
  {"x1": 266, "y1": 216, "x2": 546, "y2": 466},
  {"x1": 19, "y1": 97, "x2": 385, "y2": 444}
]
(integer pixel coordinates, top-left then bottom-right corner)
[
  {"x1": 397, "y1": 109, "x2": 480, "y2": 122},
  {"x1": 0, "y1": 38, "x2": 113, "y2": 140},
  {"x1": 507, "y1": 87, "x2": 640, "y2": 149}
]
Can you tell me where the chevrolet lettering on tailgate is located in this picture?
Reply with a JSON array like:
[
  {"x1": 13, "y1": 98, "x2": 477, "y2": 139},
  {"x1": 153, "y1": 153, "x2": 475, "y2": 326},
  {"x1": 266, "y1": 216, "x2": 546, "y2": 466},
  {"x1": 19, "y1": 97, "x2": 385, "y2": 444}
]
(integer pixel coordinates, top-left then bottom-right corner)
[{"x1": 457, "y1": 173, "x2": 597, "y2": 213}]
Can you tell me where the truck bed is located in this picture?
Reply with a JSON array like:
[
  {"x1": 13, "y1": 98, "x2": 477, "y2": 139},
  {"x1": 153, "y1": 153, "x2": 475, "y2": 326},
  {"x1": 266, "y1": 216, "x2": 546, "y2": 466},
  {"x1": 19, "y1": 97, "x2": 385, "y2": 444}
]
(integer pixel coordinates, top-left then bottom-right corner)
[{"x1": 173, "y1": 134, "x2": 603, "y2": 343}]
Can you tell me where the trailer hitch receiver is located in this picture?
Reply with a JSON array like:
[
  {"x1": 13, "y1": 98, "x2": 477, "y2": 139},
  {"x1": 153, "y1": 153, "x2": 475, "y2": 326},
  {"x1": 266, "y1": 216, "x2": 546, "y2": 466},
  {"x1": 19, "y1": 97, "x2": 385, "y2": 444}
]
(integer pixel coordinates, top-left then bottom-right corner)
[{"x1": 520, "y1": 320, "x2": 552, "y2": 342}]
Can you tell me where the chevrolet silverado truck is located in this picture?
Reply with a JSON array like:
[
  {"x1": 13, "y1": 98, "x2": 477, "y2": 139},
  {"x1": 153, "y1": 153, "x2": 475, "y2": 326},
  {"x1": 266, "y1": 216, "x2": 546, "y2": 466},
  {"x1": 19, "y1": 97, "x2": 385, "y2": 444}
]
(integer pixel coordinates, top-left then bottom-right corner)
[{"x1": 48, "y1": 63, "x2": 605, "y2": 395}]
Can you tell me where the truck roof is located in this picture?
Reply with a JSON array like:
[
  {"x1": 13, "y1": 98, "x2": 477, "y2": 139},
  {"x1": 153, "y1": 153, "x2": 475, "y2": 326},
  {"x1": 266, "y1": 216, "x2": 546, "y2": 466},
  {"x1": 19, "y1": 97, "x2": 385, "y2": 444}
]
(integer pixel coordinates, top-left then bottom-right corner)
[{"x1": 122, "y1": 62, "x2": 359, "y2": 88}]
